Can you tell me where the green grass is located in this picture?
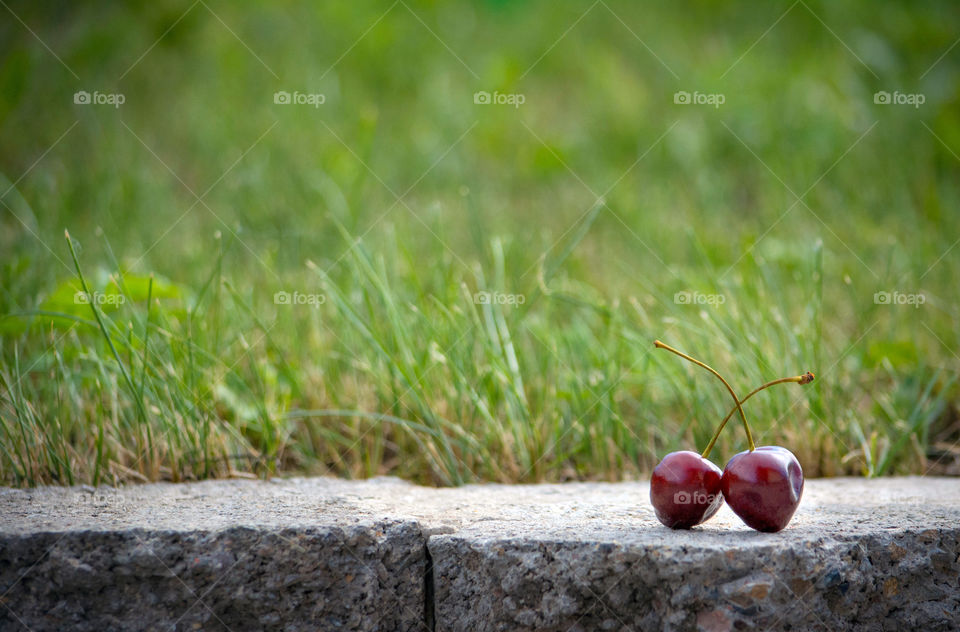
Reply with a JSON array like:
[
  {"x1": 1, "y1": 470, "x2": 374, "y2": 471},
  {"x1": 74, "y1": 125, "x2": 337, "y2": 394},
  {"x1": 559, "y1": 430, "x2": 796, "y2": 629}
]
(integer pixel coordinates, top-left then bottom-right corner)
[{"x1": 1, "y1": 0, "x2": 959, "y2": 487}]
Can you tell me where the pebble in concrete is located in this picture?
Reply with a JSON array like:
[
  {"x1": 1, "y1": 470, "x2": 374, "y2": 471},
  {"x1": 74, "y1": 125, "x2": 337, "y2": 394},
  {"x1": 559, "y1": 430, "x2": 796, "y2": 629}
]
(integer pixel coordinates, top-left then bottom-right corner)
[{"x1": 1, "y1": 477, "x2": 958, "y2": 631}]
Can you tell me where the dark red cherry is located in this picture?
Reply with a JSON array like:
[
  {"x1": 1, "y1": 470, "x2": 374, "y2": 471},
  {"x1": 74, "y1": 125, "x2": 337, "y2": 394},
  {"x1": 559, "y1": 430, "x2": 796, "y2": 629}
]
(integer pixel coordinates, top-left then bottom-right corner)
[
  {"x1": 650, "y1": 451, "x2": 724, "y2": 529},
  {"x1": 721, "y1": 446, "x2": 803, "y2": 532}
]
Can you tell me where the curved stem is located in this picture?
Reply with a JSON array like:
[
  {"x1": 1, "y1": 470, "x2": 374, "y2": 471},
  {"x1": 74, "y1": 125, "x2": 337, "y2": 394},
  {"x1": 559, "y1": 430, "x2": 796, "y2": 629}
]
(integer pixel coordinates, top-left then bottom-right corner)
[
  {"x1": 654, "y1": 340, "x2": 754, "y2": 452},
  {"x1": 700, "y1": 372, "x2": 815, "y2": 459}
]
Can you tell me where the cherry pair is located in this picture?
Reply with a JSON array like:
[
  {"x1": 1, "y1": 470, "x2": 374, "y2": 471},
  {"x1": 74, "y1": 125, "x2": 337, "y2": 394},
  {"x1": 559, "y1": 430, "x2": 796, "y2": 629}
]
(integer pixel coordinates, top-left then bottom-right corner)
[
  {"x1": 649, "y1": 341, "x2": 813, "y2": 533},
  {"x1": 650, "y1": 446, "x2": 803, "y2": 532}
]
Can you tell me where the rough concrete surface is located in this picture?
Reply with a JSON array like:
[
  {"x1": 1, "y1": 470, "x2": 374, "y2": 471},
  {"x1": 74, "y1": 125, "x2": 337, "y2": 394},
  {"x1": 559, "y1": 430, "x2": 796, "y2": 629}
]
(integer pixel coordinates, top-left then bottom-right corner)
[
  {"x1": 1, "y1": 477, "x2": 958, "y2": 631},
  {"x1": 0, "y1": 479, "x2": 427, "y2": 632}
]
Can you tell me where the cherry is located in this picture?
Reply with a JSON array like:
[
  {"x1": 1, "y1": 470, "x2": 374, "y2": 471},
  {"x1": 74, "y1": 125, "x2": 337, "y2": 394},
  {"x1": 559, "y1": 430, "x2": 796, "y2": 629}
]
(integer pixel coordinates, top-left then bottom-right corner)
[
  {"x1": 721, "y1": 446, "x2": 804, "y2": 532},
  {"x1": 649, "y1": 340, "x2": 748, "y2": 530},
  {"x1": 710, "y1": 373, "x2": 812, "y2": 532},
  {"x1": 649, "y1": 451, "x2": 723, "y2": 529}
]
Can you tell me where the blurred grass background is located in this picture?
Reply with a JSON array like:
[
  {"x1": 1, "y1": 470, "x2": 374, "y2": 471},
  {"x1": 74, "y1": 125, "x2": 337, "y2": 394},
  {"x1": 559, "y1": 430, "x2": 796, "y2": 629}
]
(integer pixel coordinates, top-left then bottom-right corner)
[{"x1": 1, "y1": 0, "x2": 958, "y2": 486}]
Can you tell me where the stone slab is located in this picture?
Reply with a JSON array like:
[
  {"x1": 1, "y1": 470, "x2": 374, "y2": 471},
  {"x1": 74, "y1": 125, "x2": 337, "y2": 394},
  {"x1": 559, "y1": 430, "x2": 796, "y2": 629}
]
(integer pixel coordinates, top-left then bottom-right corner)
[
  {"x1": 425, "y1": 478, "x2": 960, "y2": 631},
  {"x1": 1, "y1": 477, "x2": 958, "y2": 631},
  {"x1": 0, "y1": 479, "x2": 427, "y2": 632}
]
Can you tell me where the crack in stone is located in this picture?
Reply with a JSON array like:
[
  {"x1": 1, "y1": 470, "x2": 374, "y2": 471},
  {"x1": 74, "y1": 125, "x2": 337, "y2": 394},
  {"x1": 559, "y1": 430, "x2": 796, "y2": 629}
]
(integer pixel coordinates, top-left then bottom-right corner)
[{"x1": 423, "y1": 538, "x2": 436, "y2": 632}]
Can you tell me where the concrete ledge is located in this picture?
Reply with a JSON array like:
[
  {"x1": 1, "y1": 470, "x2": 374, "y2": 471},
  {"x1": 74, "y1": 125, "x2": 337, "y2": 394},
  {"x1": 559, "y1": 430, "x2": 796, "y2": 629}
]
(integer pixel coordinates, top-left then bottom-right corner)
[
  {"x1": 1, "y1": 477, "x2": 958, "y2": 631},
  {"x1": 0, "y1": 479, "x2": 427, "y2": 632}
]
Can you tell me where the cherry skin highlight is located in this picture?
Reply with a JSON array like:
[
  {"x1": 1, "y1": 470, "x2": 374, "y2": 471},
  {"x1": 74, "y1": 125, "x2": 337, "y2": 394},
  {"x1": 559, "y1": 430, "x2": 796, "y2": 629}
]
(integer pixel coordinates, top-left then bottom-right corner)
[
  {"x1": 650, "y1": 451, "x2": 724, "y2": 529},
  {"x1": 720, "y1": 446, "x2": 804, "y2": 532}
]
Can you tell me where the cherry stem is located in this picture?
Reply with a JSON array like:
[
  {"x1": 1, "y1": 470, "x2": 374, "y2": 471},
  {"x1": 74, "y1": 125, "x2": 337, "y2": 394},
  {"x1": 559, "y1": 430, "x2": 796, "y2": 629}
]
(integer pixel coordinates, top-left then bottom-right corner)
[
  {"x1": 654, "y1": 340, "x2": 755, "y2": 452},
  {"x1": 700, "y1": 372, "x2": 815, "y2": 459}
]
